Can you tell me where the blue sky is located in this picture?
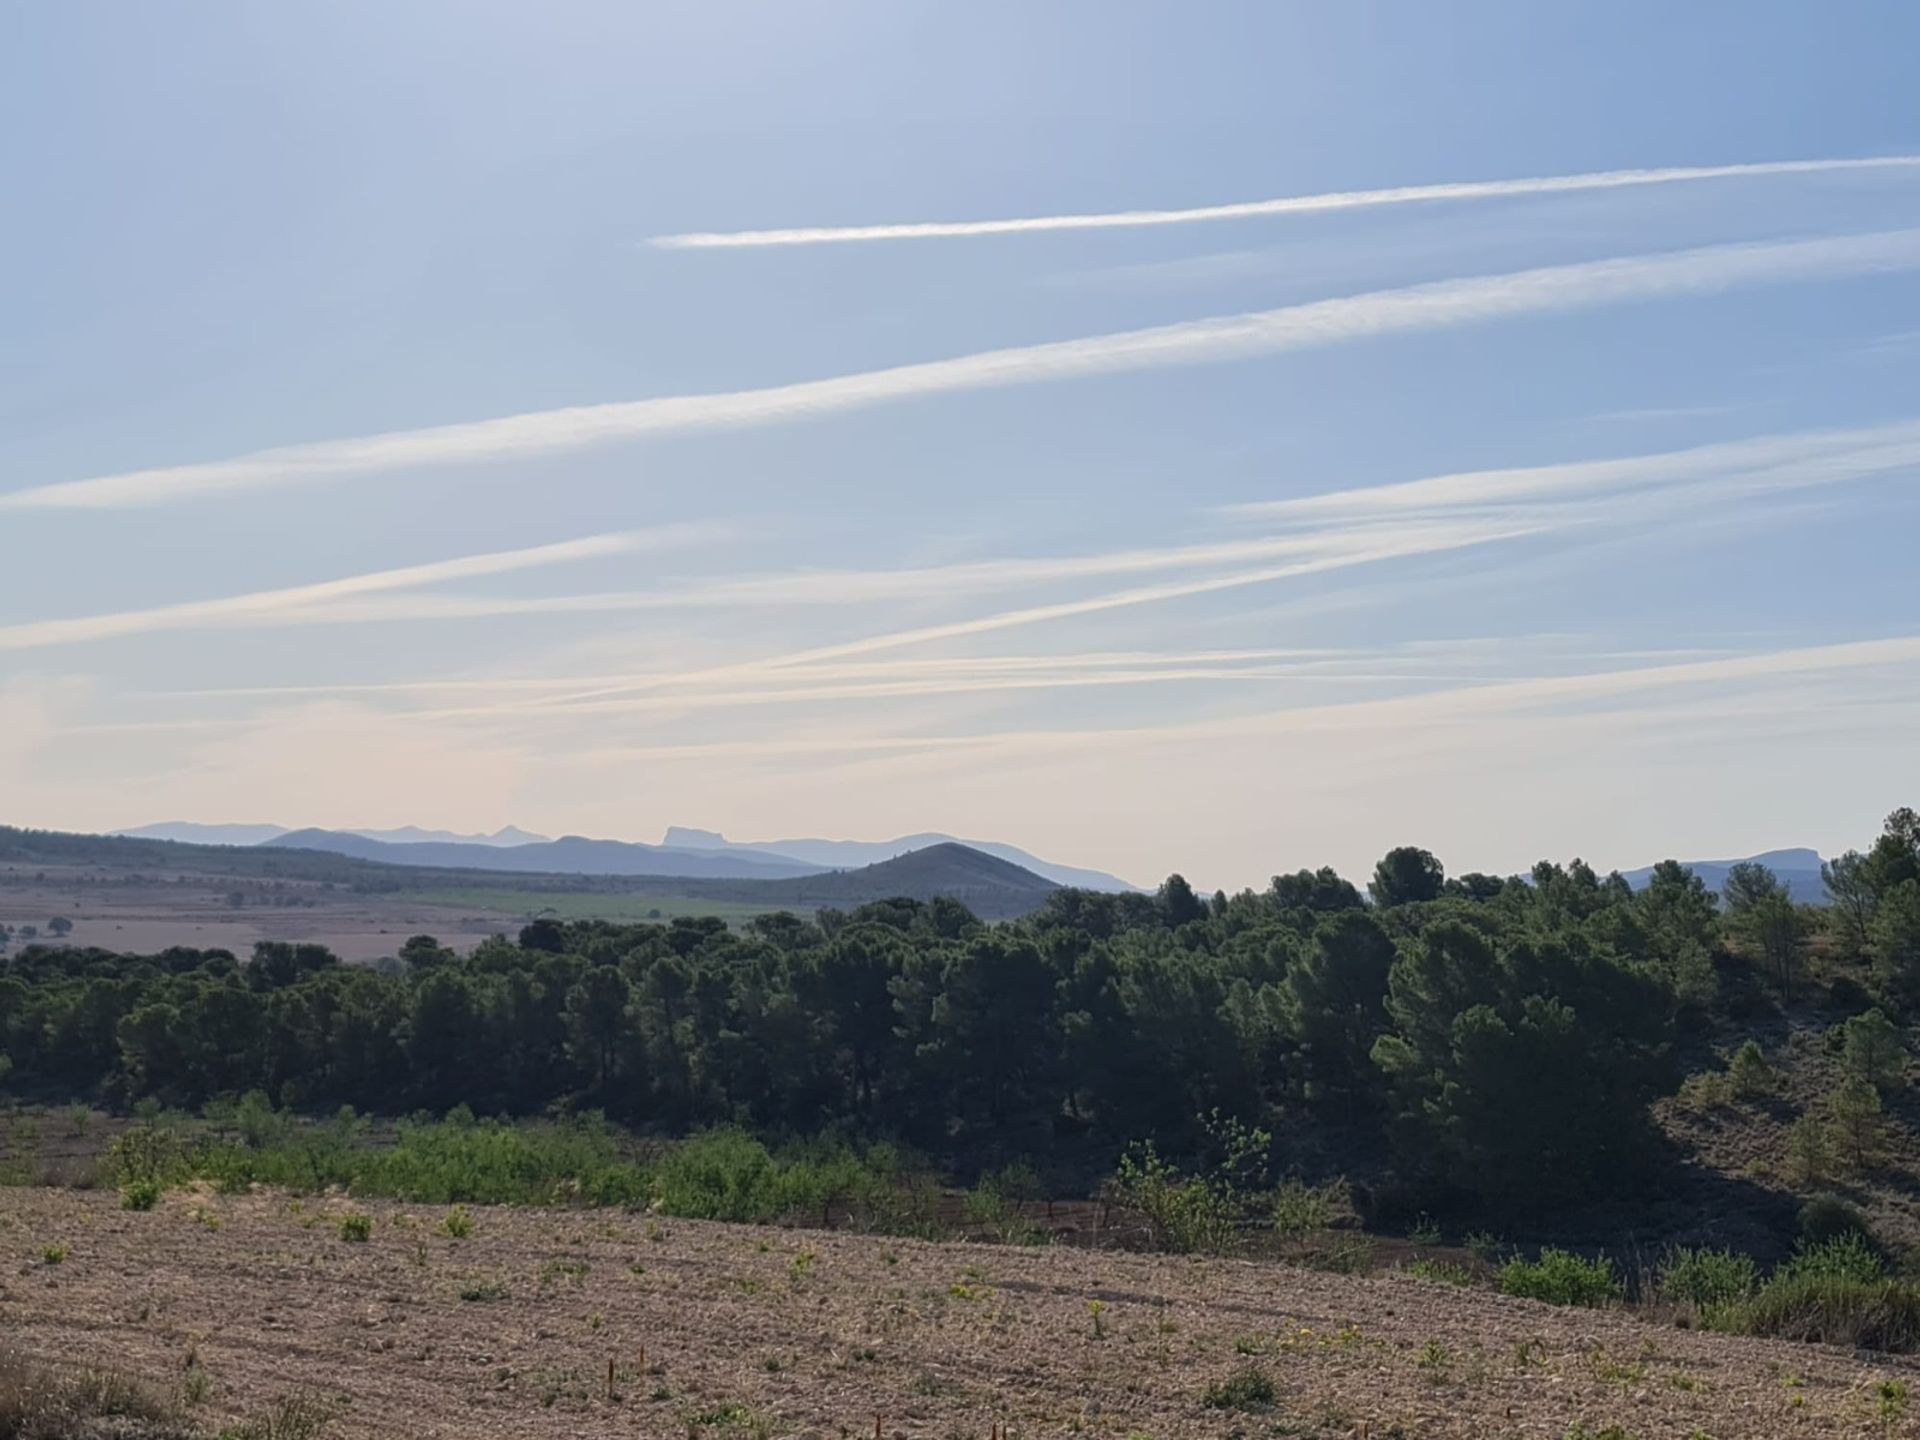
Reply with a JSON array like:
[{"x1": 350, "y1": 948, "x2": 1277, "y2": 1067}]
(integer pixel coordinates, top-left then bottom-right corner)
[{"x1": 3, "y1": 2, "x2": 1918, "y2": 888}]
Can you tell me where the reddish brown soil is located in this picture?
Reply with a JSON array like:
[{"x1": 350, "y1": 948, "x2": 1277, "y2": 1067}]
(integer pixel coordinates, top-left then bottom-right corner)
[{"x1": 2, "y1": 1187, "x2": 1914, "y2": 1439}]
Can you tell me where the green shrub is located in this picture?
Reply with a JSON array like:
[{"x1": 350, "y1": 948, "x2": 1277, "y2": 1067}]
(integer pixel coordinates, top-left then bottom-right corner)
[
  {"x1": 1270, "y1": 1179, "x2": 1337, "y2": 1239},
  {"x1": 1499, "y1": 1248, "x2": 1620, "y2": 1307},
  {"x1": 1201, "y1": 1364, "x2": 1275, "y2": 1411},
  {"x1": 1727, "y1": 1040, "x2": 1775, "y2": 1099},
  {"x1": 1797, "y1": 1193, "x2": 1872, "y2": 1248},
  {"x1": 1108, "y1": 1141, "x2": 1244, "y2": 1255},
  {"x1": 439, "y1": 1205, "x2": 474, "y2": 1239},
  {"x1": 338, "y1": 1213, "x2": 371, "y2": 1243},
  {"x1": 1777, "y1": 1232, "x2": 1883, "y2": 1284},
  {"x1": 120, "y1": 1179, "x2": 164, "y2": 1212},
  {"x1": 1660, "y1": 1246, "x2": 1758, "y2": 1309}
]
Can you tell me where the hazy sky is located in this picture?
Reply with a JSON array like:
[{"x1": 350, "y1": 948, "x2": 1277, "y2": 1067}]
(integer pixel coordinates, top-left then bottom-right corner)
[{"x1": 4, "y1": 2, "x2": 1918, "y2": 889}]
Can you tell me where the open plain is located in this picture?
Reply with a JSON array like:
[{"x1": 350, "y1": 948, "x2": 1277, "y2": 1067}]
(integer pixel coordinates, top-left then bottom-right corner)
[{"x1": 2, "y1": 1187, "x2": 1913, "y2": 1439}]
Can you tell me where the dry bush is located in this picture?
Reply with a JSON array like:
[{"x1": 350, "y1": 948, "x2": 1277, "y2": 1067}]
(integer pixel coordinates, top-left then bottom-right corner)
[{"x1": 0, "y1": 1350, "x2": 193, "y2": 1439}]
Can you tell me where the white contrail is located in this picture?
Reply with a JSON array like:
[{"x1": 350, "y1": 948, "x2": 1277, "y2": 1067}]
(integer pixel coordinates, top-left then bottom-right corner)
[
  {"x1": 1222, "y1": 417, "x2": 1920, "y2": 524},
  {"x1": 648, "y1": 156, "x2": 1920, "y2": 249},
  {"x1": 8, "y1": 229, "x2": 1920, "y2": 512},
  {"x1": 0, "y1": 527, "x2": 712, "y2": 651}
]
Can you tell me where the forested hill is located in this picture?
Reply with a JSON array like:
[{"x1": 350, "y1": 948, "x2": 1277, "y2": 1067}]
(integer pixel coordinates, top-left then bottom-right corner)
[{"x1": 708, "y1": 841, "x2": 1059, "y2": 918}]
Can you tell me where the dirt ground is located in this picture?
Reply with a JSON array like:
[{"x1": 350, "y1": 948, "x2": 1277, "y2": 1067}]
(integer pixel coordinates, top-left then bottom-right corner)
[
  {"x1": 1, "y1": 1188, "x2": 1913, "y2": 1439},
  {"x1": 0, "y1": 862, "x2": 512, "y2": 963}
]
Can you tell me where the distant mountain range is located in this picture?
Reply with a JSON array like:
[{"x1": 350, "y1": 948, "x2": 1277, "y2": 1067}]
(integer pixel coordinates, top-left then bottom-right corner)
[
  {"x1": 1621, "y1": 847, "x2": 1829, "y2": 905},
  {"x1": 118, "y1": 822, "x2": 550, "y2": 849},
  {"x1": 113, "y1": 820, "x2": 1135, "y2": 891}
]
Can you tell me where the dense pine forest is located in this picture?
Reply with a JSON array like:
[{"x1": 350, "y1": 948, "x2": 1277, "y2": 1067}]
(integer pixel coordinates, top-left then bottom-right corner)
[{"x1": 4, "y1": 809, "x2": 1918, "y2": 1228}]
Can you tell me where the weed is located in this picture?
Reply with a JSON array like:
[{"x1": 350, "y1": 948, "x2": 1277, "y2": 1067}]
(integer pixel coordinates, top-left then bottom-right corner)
[
  {"x1": 459, "y1": 1277, "x2": 509, "y2": 1302},
  {"x1": 789, "y1": 1248, "x2": 816, "y2": 1282},
  {"x1": 540, "y1": 1259, "x2": 590, "y2": 1286},
  {"x1": 215, "y1": 1393, "x2": 335, "y2": 1440},
  {"x1": 40, "y1": 1242, "x2": 69, "y2": 1265},
  {"x1": 1878, "y1": 1378, "x2": 1909, "y2": 1421},
  {"x1": 439, "y1": 1205, "x2": 474, "y2": 1239},
  {"x1": 122, "y1": 1179, "x2": 163, "y2": 1211},
  {"x1": 1403, "y1": 1258, "x2": 1473, "y2": 1287},
  {"x1": 1416, "y1": 1340, "x2": 1450, "y2": 1372},
  {"x1": 1407, "y1": 1213, "x2": 1443, "y2": 1247},
  {"x1": 1201, "y1": 1364, "x2": 1275, "y2": 1411},
  {"x1": 337, "y1": 1214, "x2": 371, "y2": 1243},
  {"x1": 684, "y1": 1401, "x2": 774, "y2": 1439},
  {"x1": 1087, "y1": 1298, "x2": 1107, "y2": 1338},
  {"x1": 180, "y1": 1365, "x2": 213, "y2": 1407},
  {"x1": 1464, "y1": 1230, "x2": 1501, "y2": 1262}
]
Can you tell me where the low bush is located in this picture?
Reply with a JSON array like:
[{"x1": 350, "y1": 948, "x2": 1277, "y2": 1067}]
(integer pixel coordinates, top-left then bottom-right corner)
[
  {"x1": 121, "y1": 1179, "x2": 164, "y2": 1212},
  {"x1": 438, "y1": 1205, "x2": 474, "y2": 1239},
  {"x1": 337, "y1": 1214, "x2": 371, "y2": 1243},
  {"x1": 1797, "y1": 1193, "x2": 1873, "y2": 1248},
  {"x1": 1499, "y1": 1248, "x2": 1620, "y2": 1308},
  {"x1": 1722, "y1": 1272, "x2": 1920, "y2": 1352},
  {"x1": 1659, "y1": 1246, "x2": 1758, "y2": 1310},
  {"x1": 0, "y1": 1351, "x2": 193, "y2": 1439},
  {"x1": 1777, "y1": 1232, "x2": 1883, "y2": 1284},
  {"x1": 1271, "y1": 1179, "x2": 1338, "y2": 1239},
  {"x1": 1200, "y1": 1364, "x2": 1276, "y2": 1411},
  {"x1": 1403, "y1": 1258, "x2": 1474, "y2": 1287}
]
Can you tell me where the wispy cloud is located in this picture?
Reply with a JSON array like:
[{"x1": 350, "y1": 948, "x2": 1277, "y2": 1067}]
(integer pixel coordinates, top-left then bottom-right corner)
[
  {"x1": 0, "y1": 528, "x2": 717, "y2": 651},
  {"x1": 647, "y1": 156, "x2": 1920, "y2": 249},
  {"x1": 1221, "y1": 417, "x2": 1920, "y2": 525},
  {"x1": 10, "y1": 230, "x2": 1920, "y2": 512},
  {"x1": 564, "y1": 633, "x2": 1920, "y2": 765}
]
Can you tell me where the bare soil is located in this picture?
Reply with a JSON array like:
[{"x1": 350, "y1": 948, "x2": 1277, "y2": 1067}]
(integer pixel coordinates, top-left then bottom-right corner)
[
  {"x1": 0, "y1": 861, "x2": 512, "y2": 963},
  {"x1": 1, "y1": 1188, "x2": 1913, "y2": 1439}
]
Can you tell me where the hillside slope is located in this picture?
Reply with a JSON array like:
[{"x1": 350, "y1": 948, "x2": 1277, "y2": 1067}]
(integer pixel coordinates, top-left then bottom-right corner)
[
  {"x1": 1, "y1": 1187, "x2": 1902, "y2": 1440},
  {"x1": 719, "y1": 841, "x2": 1060, "y2": 918},
  {"x1": 664, "y1": 825, "x2": 1136, "y2": 891},
  {"x1": 264, "y1": 828, "x2": 825, "y2": 879}
]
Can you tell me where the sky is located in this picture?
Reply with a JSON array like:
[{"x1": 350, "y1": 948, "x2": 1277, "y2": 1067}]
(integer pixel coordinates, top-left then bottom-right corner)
[{"x1": 3, "y1": 1, "x2": 1918, "y2": 890}]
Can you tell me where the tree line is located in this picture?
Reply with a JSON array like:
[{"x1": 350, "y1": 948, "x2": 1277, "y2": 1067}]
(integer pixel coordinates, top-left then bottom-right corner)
[{"x1": 3, "y1": 808, "x2": 1917, "y2": 1218}]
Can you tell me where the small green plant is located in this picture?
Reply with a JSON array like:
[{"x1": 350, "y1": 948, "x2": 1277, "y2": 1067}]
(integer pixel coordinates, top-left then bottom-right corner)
[
  {"x1": 40, "y1": 1242, "x2": 69, "y2": 1265},
  {"x1": 338, "y1": 1213, "x2": 371, "y2": 1243},
  {"x1": 1878, "y1": 1378, "x2": 1908, "y2": 1421},
  {"x1": 1270, "y1": 1179, "x2": 1336, "y2": 1239},
  {"x1": 180, "y1": 1364, "x2": 213, "y2": 1407},
  {"x1": 1087, "y1": 1298, "x2": 1107, "y2": 1339},
  {"x1": 459, "y1": 1277, "x2": 509, "y2": 1302},
  {"x1": 439, "y1": 1205, "x2": 474, "y2": 1239},
  {"x1": 1464, "y1": 1229, "x2": 1501, "y2": 1261},
  {"x1": 121, "y1": 1179, "x2": 163, "y2": 1212},
  {"x1": 1499, "y1": 1248, "x2": 1619, "y2": 1307},
  {"x1": 1200, "y1": 1364, "x2": 1275, "y2": 1411},
  {"x1": 789, "y1": 1248, "x2": 816, "y2": 1282},
  {"x1": 1404, "y1": 1258, "x2": 1474, "y2": 1287},
  {"x1": 1416, "y1": 1340, "x2": 1450, "y2": 1371},
  {"x1": 1407, "y1": 1212, "x2": 1442, "y2": 1247}
]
